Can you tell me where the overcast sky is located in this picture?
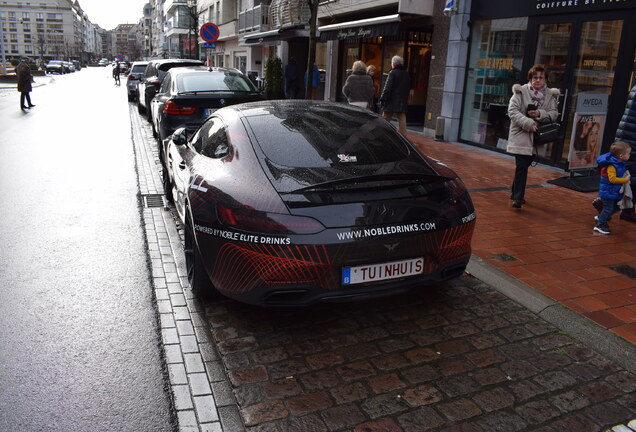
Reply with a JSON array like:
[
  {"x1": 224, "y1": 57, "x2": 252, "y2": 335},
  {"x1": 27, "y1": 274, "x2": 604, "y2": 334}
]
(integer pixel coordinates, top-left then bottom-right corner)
[{"x1": 79, "y1": 0, "x2": 148, "y2": 31}]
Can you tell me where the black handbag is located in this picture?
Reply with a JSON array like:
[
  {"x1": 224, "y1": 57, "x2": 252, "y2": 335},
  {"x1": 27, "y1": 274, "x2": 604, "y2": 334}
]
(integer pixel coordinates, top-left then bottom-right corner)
[{"x1": 534, "y1": 122, "x2": 560, "y2": 145}]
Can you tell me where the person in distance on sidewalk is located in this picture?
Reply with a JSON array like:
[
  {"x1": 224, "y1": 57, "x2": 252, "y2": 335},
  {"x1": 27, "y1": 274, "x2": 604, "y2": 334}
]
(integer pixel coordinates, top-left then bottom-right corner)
[
  {"x1": 594, "y1": 141, "x2": 632, "y2": 235},
  {"x1": 16, "y1": 57, "x2": 35, "y2": 111},
  {"x1": 506, "y1": 64, "x2": 559, "y2": 208},
  {"x1": 592, "y1": 84, "x2": 636, "y2": 222}
]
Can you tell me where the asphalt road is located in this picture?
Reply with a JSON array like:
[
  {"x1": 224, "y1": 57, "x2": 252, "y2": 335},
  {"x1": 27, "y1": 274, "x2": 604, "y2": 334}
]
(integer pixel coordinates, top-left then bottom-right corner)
[{"x1": 0, "y1": 68, "x2": 175, "y2": 431}]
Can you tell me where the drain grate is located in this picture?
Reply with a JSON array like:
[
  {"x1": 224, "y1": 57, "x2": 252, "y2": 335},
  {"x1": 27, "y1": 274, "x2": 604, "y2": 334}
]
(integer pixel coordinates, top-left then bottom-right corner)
[
  {"x1": 143, "y1": 194, "x2": 165, "y2": 208},
  {"x1": 492, "y1": 253, "x2": 517, "y2": 262},
  {"x1": 607, "y1": 264, "x2": 636, "y2": 279}
]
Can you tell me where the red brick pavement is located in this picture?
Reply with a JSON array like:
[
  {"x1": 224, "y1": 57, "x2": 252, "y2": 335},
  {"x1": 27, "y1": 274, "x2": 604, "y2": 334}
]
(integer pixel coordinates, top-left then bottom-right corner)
[{"x1": 408, "y1": 133, "x2": 636, "y2": 345}]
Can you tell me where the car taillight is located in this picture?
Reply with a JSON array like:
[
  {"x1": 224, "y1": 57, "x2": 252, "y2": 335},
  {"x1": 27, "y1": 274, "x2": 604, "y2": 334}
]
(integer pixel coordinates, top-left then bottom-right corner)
[
  {"x1": 217, "y1": 205, "x2": 325, "y2": 235},
  {"x1": 127, "y1": 75, "x2": 138, "y2": 81},
  {"x1": 150, "y1": 80, "x2": 161, "y2": 87},
  {"x1": 164, "y1": 101, "x2": 196, "y2": 115}
]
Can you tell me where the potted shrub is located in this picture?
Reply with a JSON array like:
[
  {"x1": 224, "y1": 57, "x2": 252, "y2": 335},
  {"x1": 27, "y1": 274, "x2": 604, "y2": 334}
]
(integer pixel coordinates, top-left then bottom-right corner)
[{"x1": 264, "y1": 56, "x2": 283, "y2": 99}]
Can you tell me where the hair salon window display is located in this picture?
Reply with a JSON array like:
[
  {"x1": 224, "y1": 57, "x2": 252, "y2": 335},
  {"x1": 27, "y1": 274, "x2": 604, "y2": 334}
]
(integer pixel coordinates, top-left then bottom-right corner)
[{"x1": 506, "y1": 64, "x2": 560, "y2": 208}]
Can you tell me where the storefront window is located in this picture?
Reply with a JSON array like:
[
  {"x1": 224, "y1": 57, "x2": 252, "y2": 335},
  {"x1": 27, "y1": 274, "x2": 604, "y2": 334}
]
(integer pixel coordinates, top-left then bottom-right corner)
[
  {"x1": 460, "y1": 18, "x2": 527, "y2": 148},
  {"x1": 562, "y1": 20, "x2": 622, "y2": 163},
  {"x1": 381, "y1": 41, "x2": 404, "y2": 91}
]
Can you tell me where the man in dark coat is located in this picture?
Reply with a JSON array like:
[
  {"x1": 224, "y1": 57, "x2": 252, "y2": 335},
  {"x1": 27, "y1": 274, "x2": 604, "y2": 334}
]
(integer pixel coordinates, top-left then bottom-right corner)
[
  {"x1": 380, "y1": 55, "x2": 410, "y2": 134},
  {"x1": 16, "y1": 57, "x2": 35, "y2": 111},
  {"x1": 284, "y1": 57, "x2": 299, "y2": 99},
  {"x1": 593, "y1": 85, "x2": 636, "y2": 221}
]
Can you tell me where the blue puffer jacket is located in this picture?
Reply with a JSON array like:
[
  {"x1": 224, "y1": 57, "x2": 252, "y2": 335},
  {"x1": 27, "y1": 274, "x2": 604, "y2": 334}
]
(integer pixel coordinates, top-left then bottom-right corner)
[
  {"x1": 616, "y1": 85, "x2": 636, "y2": 147},
  {"x1": 597, "y1": 152, "x2": 628, "y2": 200}
]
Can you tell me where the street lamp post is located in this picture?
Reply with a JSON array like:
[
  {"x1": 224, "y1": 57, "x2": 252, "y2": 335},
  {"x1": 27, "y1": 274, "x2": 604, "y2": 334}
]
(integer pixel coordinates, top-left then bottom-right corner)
[{"x1": 0, "y1": 18, "x2": 8, "y2": 74}]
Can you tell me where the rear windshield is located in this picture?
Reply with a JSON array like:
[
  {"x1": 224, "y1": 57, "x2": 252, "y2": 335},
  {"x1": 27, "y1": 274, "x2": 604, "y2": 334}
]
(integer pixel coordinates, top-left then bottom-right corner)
[
  {"x1": 177, "y1": 72, "x2": 256, "y2": 92},
  {"x1": 247, "y1": 105, "x2": 410, "y2": 167},
  {"x1": 131, "y1": 65, "x2": 147, "y2": 74}
]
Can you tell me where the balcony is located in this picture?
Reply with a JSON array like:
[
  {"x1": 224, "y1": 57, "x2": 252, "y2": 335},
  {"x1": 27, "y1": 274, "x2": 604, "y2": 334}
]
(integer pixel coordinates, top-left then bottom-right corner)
[
  {"x1": 238, "y1": 4, "x2": 269, "y2": 34},
  {"x1": 164, "y1": 0, "x2": 188, "y2": 14}
]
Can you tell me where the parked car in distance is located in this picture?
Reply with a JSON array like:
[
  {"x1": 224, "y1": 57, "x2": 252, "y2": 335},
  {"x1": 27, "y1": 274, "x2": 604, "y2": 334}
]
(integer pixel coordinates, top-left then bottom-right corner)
[
  {"x1": 163, "y1": 100, "x2": 476, "y2": 306},
  {"x1": 98, "y1": 58, "x2": 109, "y2": 66},
  {"x1": 151, "y1": 66, "x2": 263, "y2": 145},
  {"x1": 136, "y1": 58, "x2": 203, "y2": 120},
  {"x1": 45, "y1": 60, "x2": 65, "y2": 74},
  {"x1": 64, "y1": 61, "x2": 74, "y2": 73},
  {"x1": 126, "y1": 61, "x2": 149, "y2": 101},
  {"x1": 72, "y1": 60, "x2": 81, "y2": 71}
]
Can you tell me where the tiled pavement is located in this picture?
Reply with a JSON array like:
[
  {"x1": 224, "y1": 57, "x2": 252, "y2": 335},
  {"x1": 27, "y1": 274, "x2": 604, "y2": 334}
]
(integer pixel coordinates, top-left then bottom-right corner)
[
  {"x1": 407, "y1": 135, "x2": 636, "y2": 345},
  {"x1": 129, "y1": 104, "x2": 636, "y2": 432}
]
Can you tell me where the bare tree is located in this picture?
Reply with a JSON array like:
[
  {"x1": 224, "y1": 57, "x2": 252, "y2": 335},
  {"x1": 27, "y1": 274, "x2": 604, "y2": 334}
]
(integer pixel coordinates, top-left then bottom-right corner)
[{"x1": 185, "y1": 1, "x2": 203, "y2": 60}]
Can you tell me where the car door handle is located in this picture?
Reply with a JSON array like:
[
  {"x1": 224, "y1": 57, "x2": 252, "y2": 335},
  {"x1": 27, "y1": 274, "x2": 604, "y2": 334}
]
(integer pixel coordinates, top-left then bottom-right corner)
[{"x1": 179, "y1": 162, "x2": 186, "y2": 170}]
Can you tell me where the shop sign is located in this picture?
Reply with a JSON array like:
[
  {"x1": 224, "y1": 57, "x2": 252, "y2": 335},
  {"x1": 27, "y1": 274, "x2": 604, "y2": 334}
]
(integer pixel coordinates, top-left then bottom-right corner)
[
  {"x1": 575, "y1": 93, "x2": 608, "y2": 113},
  {"x1": 475, "y1": 57, "x2": 514, "y2": 70},
  {"x1": 320, "y1": 22, "x2": 399, "y2": 41},
  {"x1": 472, "y1": 0, "x2": 635, "y2": 19},
  {"x1": 568, "y1": 93, "x2": 608, "y2": 170}
]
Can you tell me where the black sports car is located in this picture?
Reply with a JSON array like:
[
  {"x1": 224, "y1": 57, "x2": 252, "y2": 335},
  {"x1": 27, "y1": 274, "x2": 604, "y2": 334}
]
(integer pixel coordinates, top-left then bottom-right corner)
[{"x1": 164, "y1": 100, "x2": 476, "y2": 306}]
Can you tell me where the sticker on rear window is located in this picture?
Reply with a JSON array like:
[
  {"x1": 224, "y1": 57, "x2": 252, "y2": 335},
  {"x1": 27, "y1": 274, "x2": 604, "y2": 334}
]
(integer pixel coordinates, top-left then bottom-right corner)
[{"x1": 338, "y1": 154, "x2": 357, "y2": 163}]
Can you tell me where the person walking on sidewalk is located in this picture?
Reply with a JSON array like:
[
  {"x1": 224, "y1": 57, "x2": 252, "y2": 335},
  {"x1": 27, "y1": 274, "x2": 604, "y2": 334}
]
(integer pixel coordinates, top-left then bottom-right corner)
[
  {"x1": 16, "y1": 57, "x2": 35, "y2": 111},
  {"x1": 342, "y1": 60, "x2": 375, "y2": 109},
  {"x1": 113, "y1": 61, "x2": 121, "y2": 86},
  {"x1": 592, "y1": 84, "x2": 636, "y2": 222},
  {"x1": 380, "y1": 56, "x2": 410, "y2": 134},
  {"x1": 594, "y1": 141, "x2": 632, "y2": 235},
  {"x1": 506, "y1": 64, "x2": 559, "y2": 208}
]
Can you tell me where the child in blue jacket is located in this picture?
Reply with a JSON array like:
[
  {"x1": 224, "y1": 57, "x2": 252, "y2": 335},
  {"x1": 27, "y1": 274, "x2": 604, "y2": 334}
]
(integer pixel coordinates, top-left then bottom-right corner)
[{"x1": 595, "y1": 141, "x2": 631, "y2": 235}]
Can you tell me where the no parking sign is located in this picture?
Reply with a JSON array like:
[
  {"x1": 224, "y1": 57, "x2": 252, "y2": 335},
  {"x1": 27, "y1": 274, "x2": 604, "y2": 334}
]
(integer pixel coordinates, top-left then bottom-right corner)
[{"x1": 200, "y1": 23, "x2": 220, "y2": 43}]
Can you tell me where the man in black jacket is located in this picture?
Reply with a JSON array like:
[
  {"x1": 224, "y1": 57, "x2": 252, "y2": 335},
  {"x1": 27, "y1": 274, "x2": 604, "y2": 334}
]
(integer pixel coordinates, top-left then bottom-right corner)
[
  {"x1": 380, "y1": 56, "x2": 410, "y2": 134},
  {"x1": 593, "y1": 84, "x2": 636, "y2": 221}
]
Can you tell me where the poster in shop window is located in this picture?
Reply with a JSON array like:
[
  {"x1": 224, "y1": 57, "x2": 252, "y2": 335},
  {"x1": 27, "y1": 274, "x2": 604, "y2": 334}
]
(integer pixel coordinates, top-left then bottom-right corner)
[{"x1": 567, "y1": 93, "x2": 609, "y2": 170}]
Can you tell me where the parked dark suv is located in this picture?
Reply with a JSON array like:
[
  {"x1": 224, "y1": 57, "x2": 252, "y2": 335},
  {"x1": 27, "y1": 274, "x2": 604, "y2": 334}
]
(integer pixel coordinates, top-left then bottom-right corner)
[{"x1": 136, "y1": 58, "x2": 203, "y2": 121}]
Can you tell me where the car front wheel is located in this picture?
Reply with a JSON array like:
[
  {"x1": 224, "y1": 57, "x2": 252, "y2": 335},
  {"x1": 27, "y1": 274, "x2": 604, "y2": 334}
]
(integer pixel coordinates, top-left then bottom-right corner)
[{"x1": 184, "y1": 210, "x2": 215, "y2": 298}]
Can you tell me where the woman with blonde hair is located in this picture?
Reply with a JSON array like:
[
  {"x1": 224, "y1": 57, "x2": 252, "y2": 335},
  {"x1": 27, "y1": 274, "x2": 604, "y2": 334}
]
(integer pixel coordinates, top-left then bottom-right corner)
[{"x1": 342, "y1": 60, "x2": 375, "y2": 109}]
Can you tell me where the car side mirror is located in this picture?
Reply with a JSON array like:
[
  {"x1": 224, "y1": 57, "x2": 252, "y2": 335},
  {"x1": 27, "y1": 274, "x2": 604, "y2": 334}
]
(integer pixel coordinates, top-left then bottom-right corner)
[{"x1": 172, "y1": 127, "x2": 188, "y2": 146}]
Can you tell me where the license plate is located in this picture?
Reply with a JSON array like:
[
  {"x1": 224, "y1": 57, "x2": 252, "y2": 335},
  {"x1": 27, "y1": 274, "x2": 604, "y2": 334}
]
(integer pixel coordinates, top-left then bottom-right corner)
[
  {"x1": 204, "y1": 108, "x2": 215, "y2": 117},
  {"x1": 342, "y1": 257, "x2": 424, "y2": 285}
]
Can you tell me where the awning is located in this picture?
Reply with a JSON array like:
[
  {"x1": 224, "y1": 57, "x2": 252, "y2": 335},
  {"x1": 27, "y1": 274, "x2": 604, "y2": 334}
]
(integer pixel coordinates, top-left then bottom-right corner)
[
  {"x1": 241, "y1": 25, "x2": 310, "y2": 46},
  {"x1": 318, "y1": 14, "x2": 401, "y2": 42}
]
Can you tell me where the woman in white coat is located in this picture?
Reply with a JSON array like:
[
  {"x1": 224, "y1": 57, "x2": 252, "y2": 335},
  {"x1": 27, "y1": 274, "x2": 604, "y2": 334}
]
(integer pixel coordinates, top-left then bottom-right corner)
[{"x1": 507, "y1": 64, "x2": 560, "y2": 208}]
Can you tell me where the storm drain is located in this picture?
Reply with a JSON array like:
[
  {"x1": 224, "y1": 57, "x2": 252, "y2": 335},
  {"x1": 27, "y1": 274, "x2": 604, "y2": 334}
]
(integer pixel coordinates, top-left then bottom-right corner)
[
  {"x1": 143, "y1": 194, "x2": 165, "y2": 208},
  {"x1": 607, "y1": 264, "x2": 636, "y2": 279},
  {"x1": 492, "y1": 253, "x2": 517, "y2": 262}
]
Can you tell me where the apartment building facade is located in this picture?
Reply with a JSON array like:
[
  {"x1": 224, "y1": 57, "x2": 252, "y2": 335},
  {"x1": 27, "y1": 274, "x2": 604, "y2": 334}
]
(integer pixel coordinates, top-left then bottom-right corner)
[{"x1": 0, "y1": 0, "x2": 104, "y2": 63}]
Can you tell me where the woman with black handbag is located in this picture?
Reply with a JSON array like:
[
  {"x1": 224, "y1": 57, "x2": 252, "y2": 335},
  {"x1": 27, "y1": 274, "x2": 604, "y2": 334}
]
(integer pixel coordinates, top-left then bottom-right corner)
[{"x1": 506, "y1": 64, "x2": 560, "y2": 208}]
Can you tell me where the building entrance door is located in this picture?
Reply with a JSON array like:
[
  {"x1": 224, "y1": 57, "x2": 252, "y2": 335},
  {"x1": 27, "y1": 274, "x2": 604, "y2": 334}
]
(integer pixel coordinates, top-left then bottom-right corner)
[{"x1": 526, "y1": 13, "x2": 634, "y2": 168}]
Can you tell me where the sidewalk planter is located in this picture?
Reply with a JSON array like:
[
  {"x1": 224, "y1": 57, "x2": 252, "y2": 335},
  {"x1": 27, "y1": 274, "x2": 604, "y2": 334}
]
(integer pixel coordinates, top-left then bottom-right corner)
[{"x1": 264, "y1": 56, "x2": 283, "y2": 99}]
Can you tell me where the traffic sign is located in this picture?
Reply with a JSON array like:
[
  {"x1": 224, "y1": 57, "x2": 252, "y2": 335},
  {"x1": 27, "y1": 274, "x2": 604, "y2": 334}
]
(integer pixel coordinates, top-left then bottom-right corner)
[
  {"x1": 203, "y1": 42, "x2": 216, "y2": 49},
  {"x1": 200, "y1": 23, "x2": 220, "y2": 43},
  {"x1": 184, "y1": 37, "x2": 197, "y2": 52}
]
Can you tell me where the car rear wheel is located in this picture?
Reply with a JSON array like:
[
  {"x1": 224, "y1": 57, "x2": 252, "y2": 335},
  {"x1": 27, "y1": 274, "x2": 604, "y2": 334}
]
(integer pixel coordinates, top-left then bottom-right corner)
[
  {"x1": 151, "y1": 119, "x2": 158, "y2": 138},
  {"x1": 162, "y1": 165, "x2": 173, "y2": 204},
  {"x1": 184, "y1": 210, "x2": 216, "y2": 298},
  {"x1": 137, "y1": 101, "x2": 146, "y2": 114},
  {"x1": 146, "y1": 97, "x2": 153, "y2": 122}
]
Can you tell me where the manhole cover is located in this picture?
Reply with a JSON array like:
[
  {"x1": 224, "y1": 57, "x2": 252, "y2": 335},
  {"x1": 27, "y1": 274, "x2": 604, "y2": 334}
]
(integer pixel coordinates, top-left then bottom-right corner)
[
  {"x1": 607, "y1": 264, "x2": 636, "y2": 279},
  {"x1": 143, "y1": 194, "x2": 165, "y2": 208}
]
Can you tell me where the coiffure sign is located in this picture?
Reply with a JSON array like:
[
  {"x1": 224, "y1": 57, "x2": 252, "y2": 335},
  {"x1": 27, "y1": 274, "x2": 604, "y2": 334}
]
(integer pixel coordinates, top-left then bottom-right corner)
[{"x1": 472, "y1": 0, "x2": 634, "y2": 18}]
